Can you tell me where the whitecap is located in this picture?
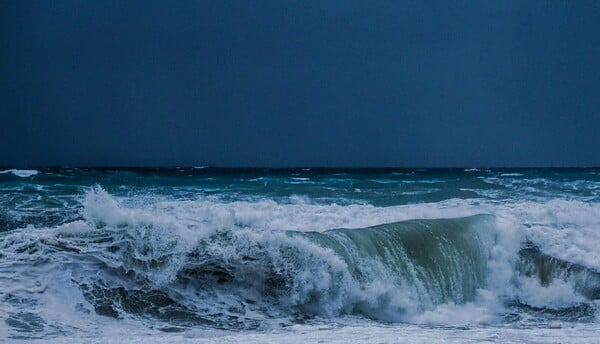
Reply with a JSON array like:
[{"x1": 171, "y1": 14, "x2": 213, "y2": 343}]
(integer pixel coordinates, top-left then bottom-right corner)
[{"x1": 0, "y1": 169, "x2": 39, "y2": 177}]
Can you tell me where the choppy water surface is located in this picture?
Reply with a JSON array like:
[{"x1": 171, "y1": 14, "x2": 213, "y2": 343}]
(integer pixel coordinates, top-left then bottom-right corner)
[{"x1": 2, "y1": 168, "x2": 600, "y2": 343}]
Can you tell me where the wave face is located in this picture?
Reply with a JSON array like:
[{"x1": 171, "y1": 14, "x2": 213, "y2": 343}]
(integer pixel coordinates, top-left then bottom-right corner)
[
  {"x1": 2, "y1": 169, "x2": 600, "y2": 340},
  {"x1": 296, "y1": 216, "x2": 495, "y2": 319}
]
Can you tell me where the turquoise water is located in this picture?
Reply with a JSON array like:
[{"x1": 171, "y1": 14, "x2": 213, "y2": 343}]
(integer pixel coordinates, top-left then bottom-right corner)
[{"x1": 2, "y1": 168, "x2": 600, "y2": 342}]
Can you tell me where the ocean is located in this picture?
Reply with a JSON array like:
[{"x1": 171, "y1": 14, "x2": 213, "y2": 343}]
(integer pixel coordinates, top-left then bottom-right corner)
[{"x1": 1, "y1": 167, "x2": 600, "y2": 343}]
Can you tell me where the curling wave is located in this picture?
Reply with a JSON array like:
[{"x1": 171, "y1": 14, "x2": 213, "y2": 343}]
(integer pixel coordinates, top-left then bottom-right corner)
[{"x1": 1, "y1": 187, "x2": 600, "y2": 336}]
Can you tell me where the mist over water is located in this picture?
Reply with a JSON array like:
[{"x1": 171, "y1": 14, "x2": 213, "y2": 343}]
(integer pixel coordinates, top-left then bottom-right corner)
[{"x1": 2, "y1": 168, "x2": 600, "y2": 342}]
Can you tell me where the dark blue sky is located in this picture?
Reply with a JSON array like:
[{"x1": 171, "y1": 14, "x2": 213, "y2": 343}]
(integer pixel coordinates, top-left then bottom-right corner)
[{"x1": 1, "y1": 1, "x2": 599, "y2": 167}]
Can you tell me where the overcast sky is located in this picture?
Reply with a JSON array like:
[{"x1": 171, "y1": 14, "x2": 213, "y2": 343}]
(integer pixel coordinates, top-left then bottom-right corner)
[{"x1": 1, "y1": 1, "x2": 599, "y2": 167}]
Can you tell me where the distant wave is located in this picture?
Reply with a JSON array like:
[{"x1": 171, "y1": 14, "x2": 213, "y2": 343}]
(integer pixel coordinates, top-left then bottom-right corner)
[
  {"x1": 500, "y1": 173, "x2": 524, "y2": 177},
  {"x1": 0, "y1": 169, "x2": 38, "y2": 177}
]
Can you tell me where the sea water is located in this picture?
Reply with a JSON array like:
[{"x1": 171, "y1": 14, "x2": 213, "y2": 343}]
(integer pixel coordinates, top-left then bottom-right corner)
[{"x1": 1, "y1": 168, "x2": 600, "y2": 343}]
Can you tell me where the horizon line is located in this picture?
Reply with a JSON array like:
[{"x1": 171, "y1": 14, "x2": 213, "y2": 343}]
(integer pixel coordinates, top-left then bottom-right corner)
[{"x1": 2, "y1": 166, "x2": 600, "y2": 170}]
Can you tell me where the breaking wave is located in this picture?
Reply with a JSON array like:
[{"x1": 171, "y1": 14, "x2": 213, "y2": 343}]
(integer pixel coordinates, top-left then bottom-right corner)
[{"x1": 1, "y1": 186, "x2": 600, "y2": 337}]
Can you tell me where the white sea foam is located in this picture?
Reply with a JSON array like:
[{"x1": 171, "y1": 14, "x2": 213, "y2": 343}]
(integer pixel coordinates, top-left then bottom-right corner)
[
  {"x1": 0, "y1": 169, "x2": 38, "y2": 177},
  {"x1": 515, "y1": 277, "x2": 586, "y2": 309},
  {"x1": 408, "y1": 289, "x2": 502, "y2": 325},
  {"x1": 20, "y1": 322, "x2": 600, "y2": 344}
]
